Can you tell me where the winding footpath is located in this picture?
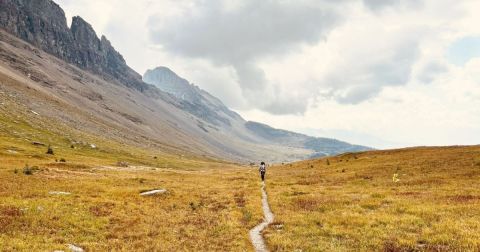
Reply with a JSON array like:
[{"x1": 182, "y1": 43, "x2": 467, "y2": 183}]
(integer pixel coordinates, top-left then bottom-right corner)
[{"x1": 249, "y1": 181, "x2": 275, "y2": 252}]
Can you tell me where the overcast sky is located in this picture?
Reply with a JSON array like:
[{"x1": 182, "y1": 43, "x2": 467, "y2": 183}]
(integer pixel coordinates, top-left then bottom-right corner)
[{"x1": 56, "y1": 0, "x2": 480, "y2": 149}]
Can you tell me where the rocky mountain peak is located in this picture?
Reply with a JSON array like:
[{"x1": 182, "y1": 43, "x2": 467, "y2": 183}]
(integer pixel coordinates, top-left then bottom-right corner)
[
  {"x1": 0, "y1": 0, "x2": 145, "y2": 91},
  {"x1": 143, "y1": 66, "x2": 193, "y2": 99},
  {"x1": 71, "y1": 16, "x2": 98, "y2": 47},
  {"x1": 147, "y1": 66, "x2": 180, "y2": 78}
]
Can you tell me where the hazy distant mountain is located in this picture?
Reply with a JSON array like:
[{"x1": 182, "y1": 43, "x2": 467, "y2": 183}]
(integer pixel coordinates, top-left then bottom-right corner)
[
  {"x1": 144, "y1": 67, "x2": 242, "y2": 127},
  {"x1": 144, "y1": 67, "x2": 197, "y2": 101},
  {"x1": 245, "y1": 121, "x2": 373, "y2": 157}
]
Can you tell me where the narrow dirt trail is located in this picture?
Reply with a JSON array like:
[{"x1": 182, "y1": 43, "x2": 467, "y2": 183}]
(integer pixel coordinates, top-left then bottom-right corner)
[{"x1": 249, "y1": 181, "x2": 274, "y2": 252}]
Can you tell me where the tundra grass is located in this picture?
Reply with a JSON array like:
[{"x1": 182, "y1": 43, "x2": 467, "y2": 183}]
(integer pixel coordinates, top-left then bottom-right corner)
[{"x1": 265, "y1": 146, "x2": 480, "y2": 251}]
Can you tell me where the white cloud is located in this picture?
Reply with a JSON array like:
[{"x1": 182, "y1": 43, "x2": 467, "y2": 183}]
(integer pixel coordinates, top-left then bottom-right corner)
[
  {"x1": 362, "y1": 0, "x2": 423, "y2": 12},
  {"x1": 147, "y1": 0, "x2": 346, "y2": 114}
]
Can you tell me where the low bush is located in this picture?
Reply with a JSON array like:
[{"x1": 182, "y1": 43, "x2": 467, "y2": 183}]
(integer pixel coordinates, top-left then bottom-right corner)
[
  {"x1": 23, "y1": 164, "x2": 33, "y2": 175},
  {"x1": 46, "y1": 145, "x2": 54, "y2": 155}
]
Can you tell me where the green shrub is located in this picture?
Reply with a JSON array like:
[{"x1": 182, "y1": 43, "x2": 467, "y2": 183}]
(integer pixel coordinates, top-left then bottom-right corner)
[
  {"x1": 59, "y1": 158, "x2": 66, "y2": 163},
  {"x1": 46, "y1": 145, "x2": 54, "y2": 155},
  {"x1": 23, "y1": 164, "x2": 33, "y2": 175},
  {"x1": 241, "y1": 209, "x2": 252, "y2": 224}
]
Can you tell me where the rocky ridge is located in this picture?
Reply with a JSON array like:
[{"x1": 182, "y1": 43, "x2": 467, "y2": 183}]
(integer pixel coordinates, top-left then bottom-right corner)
[{"x1": 0, "y1": 0, "x2": 147, "y2": 91}]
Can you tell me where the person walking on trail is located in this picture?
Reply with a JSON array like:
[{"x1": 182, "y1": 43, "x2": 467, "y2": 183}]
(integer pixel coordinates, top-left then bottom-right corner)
[{"x1": 259, "y1": 161, "x2": 266, "y2": 181}]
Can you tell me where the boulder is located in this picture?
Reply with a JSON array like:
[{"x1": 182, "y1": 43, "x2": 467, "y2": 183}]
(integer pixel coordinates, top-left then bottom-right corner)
[{"x1": 140, "y1": 189, "x2": 167, "y2": 196}]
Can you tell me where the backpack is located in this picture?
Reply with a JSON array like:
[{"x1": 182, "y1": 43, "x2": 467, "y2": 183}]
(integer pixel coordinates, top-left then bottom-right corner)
[{"x1": 260, "y1": 164, "x2": 266, "y2": 172}]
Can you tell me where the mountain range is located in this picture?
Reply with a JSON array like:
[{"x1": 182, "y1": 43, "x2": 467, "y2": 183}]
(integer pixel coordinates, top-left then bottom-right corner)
[
  {"x1": 143, "y1": 67, "x2": 371, "y2": 160},
  {"x1": 0, "y1": 0, "x2": 371, "y2": 163}
]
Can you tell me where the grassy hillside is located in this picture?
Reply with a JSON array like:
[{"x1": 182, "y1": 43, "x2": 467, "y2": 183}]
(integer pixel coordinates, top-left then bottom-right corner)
[
  {"x1": 0, "y1": 135, "x2": 264, "y2": 251},
  {"x1": 0, "y1": 78, "x2": 265, "y2": 251},
  {"x1": 265, "y1": 146, "x2": 480, "y2": 251}
]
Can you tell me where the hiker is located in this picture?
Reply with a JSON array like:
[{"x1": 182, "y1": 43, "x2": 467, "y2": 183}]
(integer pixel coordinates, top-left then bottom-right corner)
[{"x1": 259, "y1": 161, "x2": 266, "y2": 181}]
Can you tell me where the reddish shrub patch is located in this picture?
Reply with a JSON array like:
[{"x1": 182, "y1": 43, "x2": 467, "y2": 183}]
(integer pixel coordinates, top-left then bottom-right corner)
[
  {"x1": 233, "y1": 192, "x2": 246, "y2": 208},
  {"x1": 294, "y1": 198, "x2": 320, "y2": 211},
  {"x1": 0, "y1": 206, "x2": 23, "y2": 233},
  {"x1": 383, "y1": 239, "x2": 414, "y2": 252},
  {"x1": 396, "y1": 191, "x2": 422, "y2": 197},
  {"x1": 0, "y1": 206, "x2": 23, "y2": 217},
  {"x1": 449, "y1": 195, "x2": 480, "y2": 203},
  {"x1": 89, "y1": 202, "x2": 115, "y2": 217}
]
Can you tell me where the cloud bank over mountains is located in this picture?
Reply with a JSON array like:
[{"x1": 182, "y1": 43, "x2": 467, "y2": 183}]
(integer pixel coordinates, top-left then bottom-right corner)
[{"x1": 145, "y1": 0, "x2": 429, "y2": 114}]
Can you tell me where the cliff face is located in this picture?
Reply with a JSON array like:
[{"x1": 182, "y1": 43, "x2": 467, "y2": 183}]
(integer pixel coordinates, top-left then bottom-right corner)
[
  {"x1": 0, "y1": 0, "x2": 73, "y2": 58},
  {"x1": 0, "y1": 0, "x2": 146, "y2": 91}
]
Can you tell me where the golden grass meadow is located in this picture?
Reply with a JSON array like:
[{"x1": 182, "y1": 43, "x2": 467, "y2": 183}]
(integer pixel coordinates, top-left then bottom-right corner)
[
  {"x1": 0, "y1": 145, "x2": 263, "y2": 251},
  {"x1": 265, "y1": 146, "x2": 480, "y2": 251}
]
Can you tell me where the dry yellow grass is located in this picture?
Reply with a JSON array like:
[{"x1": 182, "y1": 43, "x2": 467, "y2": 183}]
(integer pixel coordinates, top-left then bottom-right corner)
[
  {"x1": 0, "y1": 155, "x2": 264, "y2": 251},
  {"x1": 265, "y1": 146, "x2": 480, "y2": 251}
]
